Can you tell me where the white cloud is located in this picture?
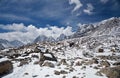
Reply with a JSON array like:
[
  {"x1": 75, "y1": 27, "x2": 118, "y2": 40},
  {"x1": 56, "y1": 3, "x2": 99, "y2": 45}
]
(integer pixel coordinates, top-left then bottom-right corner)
[
  {"x1": 0, "y1": 23, "x2": 26, "y2": 31},
  {"x1": 0, "y1": 23, "x2": 74, "y2": 44},
  {"x1": 69, "y1": 0, "x2": 83, "y2": 12},
  {"x1": 83, "y1": 3, "x2": 94, "y2": 15},
  {"x1": 100, "y1": 0, "x2": 109, "y2": 4}
]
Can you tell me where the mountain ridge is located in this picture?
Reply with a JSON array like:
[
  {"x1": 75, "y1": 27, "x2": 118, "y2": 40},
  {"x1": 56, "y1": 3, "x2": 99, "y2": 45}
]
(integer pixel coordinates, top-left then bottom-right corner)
[{"x1": 0, "y1": 39, "x2": 24, "y2": 49}]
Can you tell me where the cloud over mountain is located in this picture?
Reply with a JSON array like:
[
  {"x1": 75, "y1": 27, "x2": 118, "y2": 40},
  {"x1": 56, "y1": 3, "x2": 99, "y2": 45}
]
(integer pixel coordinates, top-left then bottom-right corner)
[{"x1": 0, "y1": 23, "x2": 74, "y2": 44}]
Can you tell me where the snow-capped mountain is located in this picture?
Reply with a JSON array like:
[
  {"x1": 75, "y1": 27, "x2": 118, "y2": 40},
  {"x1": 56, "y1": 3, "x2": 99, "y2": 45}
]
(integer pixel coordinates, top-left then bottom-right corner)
[
  {"x1": 91, "y1": 17, "x2": 120, "y2": 37},
  {"x1": 10, "y1": 40, "x2": 24, "y2": 47},
  {"x1": 0, "y1": 39, "x2": 24, "y2": 49},
  {"x1": 0, "y1": 39, "x2": 13, "y2": 49},
  {"x1": 73, "y1": 17, "x2": 120, "y2": 38},
  {"x1": 73, "y1": 24, "x2": 96, "y2": 38},
  {"x1": 56, "y1": 34, "x2": 67, "y2": 41},
  {"x1": 34, "y1": 34, "x2": 68, "y2": 43},
  {"x1": 34, "y1": 35, "x2": 55, "y2": 43},
  {"x1": 0, "y1": 43, "x2": 5, "y2": 50}
]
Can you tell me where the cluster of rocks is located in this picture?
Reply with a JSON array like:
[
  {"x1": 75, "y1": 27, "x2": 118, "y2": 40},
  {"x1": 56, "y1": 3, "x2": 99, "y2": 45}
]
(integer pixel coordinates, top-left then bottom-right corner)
[{"x1": 0, "y1": 37, "x2": 120, "y2": 78}]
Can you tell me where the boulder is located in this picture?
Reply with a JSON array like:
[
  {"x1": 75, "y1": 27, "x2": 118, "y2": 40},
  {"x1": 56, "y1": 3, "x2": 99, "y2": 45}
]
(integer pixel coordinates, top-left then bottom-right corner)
[
  {"x1": 69, "y1": 42, "x2": 74, "y2": 47},
  {"x1": 42, "y1": 61, "x2": 55, "y2": 68},
  {"x1": 100, "y1": 60, "x2": 110, "y2": 67},
  {"x1": 18, "y1": 58, "x2": 31, "y2": 67},
  {"x1": 54, "y1": 70, "x2": 60, "y2": 75},
  {"x1": 58, "y1": 59, "x2": 68, "y2": 66},
  {"x1": 75, "y1": 61, "x2": 82, "y2": 66},
  {"x1": 60, "y1": 70, "x2": 68, "y2": 74},
  {"x1": 39, "y1": 52, "x2": 57, "y2": 66},
  {"x1": 95, "y1": 71, "x2": 103, "y2": 76},
  {"x1": 72, "y1": 76, "x2": 78, "y2": 78},
  {"x1": 98, "y1": 48, "x2": 104, "y2": 53},
  {"x1": 113, "y1": 62, "x2": 120, "y2": 66},
  {"x1": 0, "y1": 60, "x2": 13, "y2": 77},
  {"x1": 34, "y1": 46, "x2": 41, "y2": 53},
  {"x1": 18, "y1": 60, "x2": 28, "y2": 67},
  {"x1": 54, "y1": 70, "x2": 68, "y2": 75},
  {"x1": 100, "y1": 66, "x2": 120, "y2": 78}
]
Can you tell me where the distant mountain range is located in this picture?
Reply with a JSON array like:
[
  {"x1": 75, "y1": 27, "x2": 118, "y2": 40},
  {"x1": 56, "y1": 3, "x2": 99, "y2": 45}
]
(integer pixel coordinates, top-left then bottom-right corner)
[
  {"x1": 0, "y1": 39, "x2": 24, "y2": 50},
  {"x1": 34, "y1": 34, "x2": 68, "y2": 43},
  {"x1": 0, "y1": 17, "x2": 120, "y2": 49}
]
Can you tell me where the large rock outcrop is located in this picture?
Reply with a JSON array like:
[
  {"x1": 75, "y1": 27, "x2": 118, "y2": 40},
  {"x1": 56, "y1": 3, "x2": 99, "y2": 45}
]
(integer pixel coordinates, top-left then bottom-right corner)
[{"x1": 0, "y1": 60, "x2": 13, "y2": 77}]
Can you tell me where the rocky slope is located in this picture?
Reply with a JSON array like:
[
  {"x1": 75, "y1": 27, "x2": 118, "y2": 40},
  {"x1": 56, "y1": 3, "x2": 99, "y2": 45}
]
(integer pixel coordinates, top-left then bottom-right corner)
[
  {"x1": 0, "y1": 17, "x2": 120, "y2": 78},
  {"x1": 73, "y1": 17, "x2": 120, "y2": 38}
]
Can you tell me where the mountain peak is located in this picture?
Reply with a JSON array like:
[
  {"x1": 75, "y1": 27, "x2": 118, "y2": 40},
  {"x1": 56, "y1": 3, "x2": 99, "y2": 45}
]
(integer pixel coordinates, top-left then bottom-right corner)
[{"x1": 72, "y1": 17, "x2": 120, "y2": 38}]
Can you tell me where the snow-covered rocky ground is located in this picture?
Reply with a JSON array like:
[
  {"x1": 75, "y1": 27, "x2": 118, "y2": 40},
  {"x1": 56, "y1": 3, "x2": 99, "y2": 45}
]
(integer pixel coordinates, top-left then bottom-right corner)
[
  {"x1": 0, "y1": 17, "x2": 120, "y2": 78},
  {"x1": 0, "y1": 38, "x2": 119, "y2": 78}
]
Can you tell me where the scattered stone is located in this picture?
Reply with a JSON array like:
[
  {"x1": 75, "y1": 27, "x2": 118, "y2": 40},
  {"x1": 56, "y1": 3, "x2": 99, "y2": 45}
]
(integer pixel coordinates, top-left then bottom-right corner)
[
  {"x1": 100, "y1": 60, "x2": 110, "y2": 67},
  {"x1": 81, "y1": 66, "x2": 86, "y2": 70},
  {"x1": 42, "y1": 61, "x2": 55, "y2": 68},
  {"x1": 83, "y1": 73, "x2": 85, "y2": 75},
  {"x1": 18, "y1": 60, "x2": 29, "y2": 67},
  {"x1": 95, "y1": 71, "x2": 103, "y2": 76},
  {"x1": 111, "y1": 48, "x2": 116, "y2": 52},
  {"x1": 45, "y1": 74, "x2": 50, "y2": 77},
  {"x1": 34, "y1": 61, "x2": 39, "y2": 65},
  {"x1": 54, "y1": 70, "x2": 60, "y2": 75},
  {"x1": 31, "y1": 55, "x2": 39, "y2": 58},
  {"x1": 0, "y1": 60, "x2": 13, "y2": 77},
  {"x1": 60, "y1": 70, "x2": 68, "y2": 74},
  {"x1": 64, "y1": 67, "x2": 69, "y2": 70},
  {"x1": 69, "y1": 67, "x2": 74, "y2": 72},
  {"x1": 62, "y1": 75, "x2": 66, "y2": 78},
  {"x1": 69, "y1": 42, "x2": 74, "y2": 47},
  {"x1": 90, "y1": 65, "x2": 92, "y2": 68},
  {"x1": 54, "y1": 70, "x2": 68, "y2": 75},
  {"x1": 93, "y1": 66, "x2": 99, "y2": 69},
  {"x1": 24, "y1": 72, "x2": 29, "y2": 75},
  {"x1": 34, "y1": 46, "x2": 41, "y2": 53},
  {"x1": 58, "y1": 59, "x2": 68, "y2": 66},
  {"x1": 75, "y1": 61, "x2": 82, "y2": 66},
  {"x1": 73, "y1": 76, "x2": 78, "y2": 78},
  {"x1": 98, "y1": 48, "x2": 104, "y2": 53},
  {"x1": 32, "y1": 75, "x2": 38, "y2": 77},
  {"x1": 92, "y1": 58, "x2": 99, "y2": 64},
  {"x1": 85, "y1": 59, "x2": 99, "y2": 65},
  {"x1": 0, "y1": 55, "x2": 4, "y2": 59}
]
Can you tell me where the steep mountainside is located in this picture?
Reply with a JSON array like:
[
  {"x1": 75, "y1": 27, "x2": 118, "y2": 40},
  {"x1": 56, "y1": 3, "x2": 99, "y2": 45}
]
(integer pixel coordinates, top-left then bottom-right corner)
[{"x1": 73, "y1": 17, "x2": 120, "y2": 38}]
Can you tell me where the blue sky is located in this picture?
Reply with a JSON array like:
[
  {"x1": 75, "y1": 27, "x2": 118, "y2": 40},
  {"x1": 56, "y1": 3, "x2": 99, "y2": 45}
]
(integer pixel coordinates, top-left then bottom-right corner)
[
  {"x1": 0, "y1": 0, "x2": 120, "y2": 27},
  {"x1": 0, "y1": 0, "x2": 120, "y2": 43}
]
